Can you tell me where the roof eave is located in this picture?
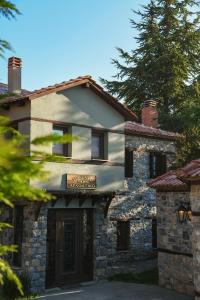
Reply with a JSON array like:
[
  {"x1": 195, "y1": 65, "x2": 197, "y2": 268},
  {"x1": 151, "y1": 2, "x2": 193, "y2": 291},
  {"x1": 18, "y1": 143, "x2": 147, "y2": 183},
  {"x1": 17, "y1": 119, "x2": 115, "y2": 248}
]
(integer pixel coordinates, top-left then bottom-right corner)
[{"x1": 125, "y1": 129, "x2": 181, "y2": 141}]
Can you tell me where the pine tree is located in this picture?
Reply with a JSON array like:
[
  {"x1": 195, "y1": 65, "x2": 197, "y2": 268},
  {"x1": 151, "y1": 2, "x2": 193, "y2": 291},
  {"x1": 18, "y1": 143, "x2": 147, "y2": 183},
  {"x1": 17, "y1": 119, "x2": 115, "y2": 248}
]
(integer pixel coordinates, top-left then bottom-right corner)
[{"x1": 101, "y1": 0, "x2": 200, "y2": 124}]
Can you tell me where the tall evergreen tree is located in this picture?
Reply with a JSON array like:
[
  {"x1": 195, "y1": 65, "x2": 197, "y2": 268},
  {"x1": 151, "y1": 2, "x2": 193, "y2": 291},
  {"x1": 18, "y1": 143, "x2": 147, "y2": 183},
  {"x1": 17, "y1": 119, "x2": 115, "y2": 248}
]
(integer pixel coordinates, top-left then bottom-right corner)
[{"x1": 101, "y1": 0, "x2": 200, "y2": 124}]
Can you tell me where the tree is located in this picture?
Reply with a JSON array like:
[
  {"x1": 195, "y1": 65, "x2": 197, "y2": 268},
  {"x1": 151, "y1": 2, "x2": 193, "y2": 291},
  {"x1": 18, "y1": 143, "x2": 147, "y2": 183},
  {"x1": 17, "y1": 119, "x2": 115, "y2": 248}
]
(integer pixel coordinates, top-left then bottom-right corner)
[
  {"x1": 0, "y1": 116, "x2": 73, "y2": 296},
  {"x1": 101, "y1": 0, "x2": 200, "y2": 164},
  {"x1": 0, "y1": 2, "x2": 75, "y2": 296},
  {"x1": 0, "y1": 0, "x2": 20, "y2": 57}
]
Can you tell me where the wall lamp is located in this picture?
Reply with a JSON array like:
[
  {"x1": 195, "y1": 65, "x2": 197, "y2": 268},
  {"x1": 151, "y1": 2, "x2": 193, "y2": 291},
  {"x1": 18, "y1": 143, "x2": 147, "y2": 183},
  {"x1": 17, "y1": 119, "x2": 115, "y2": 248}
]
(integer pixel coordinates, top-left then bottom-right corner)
[{"x1": 177, "y1": 204, "x2": 192, "y2": 224}]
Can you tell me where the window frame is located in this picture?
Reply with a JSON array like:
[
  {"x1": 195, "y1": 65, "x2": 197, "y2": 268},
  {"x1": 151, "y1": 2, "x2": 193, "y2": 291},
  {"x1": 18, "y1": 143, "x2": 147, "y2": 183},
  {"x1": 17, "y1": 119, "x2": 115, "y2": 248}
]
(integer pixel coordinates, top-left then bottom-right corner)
[
  {"x1": 149, "y1": 151, "x2": 167, "y2": 178},
  {"x1": 125, "y1": 148, "x2": 133, "y2": 178},
  {"x1": 117, "y1": 220, "x2": 130, "y2": 251},
  {"x1": 52, "y1": 125, "x2": 70, "y2": 157},
  {"x1": 91, "y1": 130, "x2": 105, "y2": 160}
]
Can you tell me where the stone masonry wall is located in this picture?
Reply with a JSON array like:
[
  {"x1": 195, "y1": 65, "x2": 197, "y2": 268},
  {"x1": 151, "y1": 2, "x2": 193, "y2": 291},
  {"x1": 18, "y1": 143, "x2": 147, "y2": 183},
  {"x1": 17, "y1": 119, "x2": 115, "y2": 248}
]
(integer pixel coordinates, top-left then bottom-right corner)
[
  {"x1": 106, "y1": 135, "x2": 176, "y2": 269},
  {"x1": 0, "y1": 203, "x2": 48, "y2": 293},
  {"x1": 159, "y1": 252, "x2": 193, "y2": 295},
  {"x1": 190, "y1": 184, "x2": 200, "y2": 300},
  {"x1": 22, "y1": 203, "x2": 47, "y2": 293},
  {"x1": 157, "y1": 191, "x2": 193, "y2": 296}
]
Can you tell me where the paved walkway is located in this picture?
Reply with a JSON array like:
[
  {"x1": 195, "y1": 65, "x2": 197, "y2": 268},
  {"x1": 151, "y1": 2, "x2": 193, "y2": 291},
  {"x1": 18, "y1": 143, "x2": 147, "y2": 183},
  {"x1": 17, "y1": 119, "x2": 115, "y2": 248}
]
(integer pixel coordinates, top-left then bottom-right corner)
[{"x1": 36, "y1": 281, "x2": 194, "y2": 300}]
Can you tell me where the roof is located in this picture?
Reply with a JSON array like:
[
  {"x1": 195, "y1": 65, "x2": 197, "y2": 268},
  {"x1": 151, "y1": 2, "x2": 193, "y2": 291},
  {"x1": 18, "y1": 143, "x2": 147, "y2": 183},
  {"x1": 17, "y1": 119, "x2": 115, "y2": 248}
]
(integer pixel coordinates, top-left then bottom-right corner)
[
  {"x1": 0, "y1": 76, "x2": 137, "y2": 122},
  {"x1": 0, "y1": 83, "x2": 30, "y2": 96},
  {"x1": 179, "y1": 159, "x2": 200, "y2": 181},
  {"x1": 148, "y1": 171, "x2": 189, "y2": 191},
  {"x1": 125, "y1": 121, "x2": 182, "y2": 141},
  {"x1": 148, "y1": 158, "x2": 200, "y2": 191}
]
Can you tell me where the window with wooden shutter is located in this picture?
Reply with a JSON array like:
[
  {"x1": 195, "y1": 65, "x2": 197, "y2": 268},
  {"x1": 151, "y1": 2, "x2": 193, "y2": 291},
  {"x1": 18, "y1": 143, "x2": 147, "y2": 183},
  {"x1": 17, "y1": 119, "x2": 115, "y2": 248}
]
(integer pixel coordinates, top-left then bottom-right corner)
[
  {"x1": 152, "y1": 218, "x2": 157, "y2": 249},
  {"x1": 117, "y1": 221, "x2": 130, "y2": 251},
  {"x1": 52, "y1": 126, "x2": 70, "y2": 157},
  {"x1": 125, "y1": 149, "x2": 133, "y2": 178},
  {"x1": 91, "y1": 131, "x2": 105, "y2": 159},
  {"x1": 149, "y1": 152, "x2": 167, "y2": 178},
  {"x1": 13, "y1": 206, "x2": 24, "y2": 267}
]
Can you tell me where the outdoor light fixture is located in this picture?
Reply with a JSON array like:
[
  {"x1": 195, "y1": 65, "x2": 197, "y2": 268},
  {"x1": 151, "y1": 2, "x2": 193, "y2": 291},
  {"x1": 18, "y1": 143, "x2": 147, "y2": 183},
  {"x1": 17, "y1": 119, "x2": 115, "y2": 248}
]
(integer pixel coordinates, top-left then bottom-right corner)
[
  {"x1": 177, "y1": 204, "x2": 192, "y2": 224},
  {"x1": 177, "y1": 204, "x2": 187, "y2": 223},
  {"x1": 186, "y1": 204, "x2": 192, "y2": 221}
]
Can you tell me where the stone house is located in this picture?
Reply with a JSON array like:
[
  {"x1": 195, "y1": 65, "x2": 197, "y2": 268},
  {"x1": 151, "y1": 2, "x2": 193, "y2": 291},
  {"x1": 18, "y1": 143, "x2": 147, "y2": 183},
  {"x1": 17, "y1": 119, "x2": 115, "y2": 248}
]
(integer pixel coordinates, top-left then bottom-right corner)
[
  {"x1": 149, "y1": 158, "x2": 200, "y2": 299},
  {"x1": 0, "y1": 57, "x2": 180, "y2": 292}
]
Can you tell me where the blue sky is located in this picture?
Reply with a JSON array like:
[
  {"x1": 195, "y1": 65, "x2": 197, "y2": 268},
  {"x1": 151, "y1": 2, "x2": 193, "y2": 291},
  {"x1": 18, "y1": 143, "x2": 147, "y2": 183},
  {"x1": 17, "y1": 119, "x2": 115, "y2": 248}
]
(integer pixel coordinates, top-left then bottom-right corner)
[{"x1": 1, "y1": 0, "x2": 148, "y2": 90}]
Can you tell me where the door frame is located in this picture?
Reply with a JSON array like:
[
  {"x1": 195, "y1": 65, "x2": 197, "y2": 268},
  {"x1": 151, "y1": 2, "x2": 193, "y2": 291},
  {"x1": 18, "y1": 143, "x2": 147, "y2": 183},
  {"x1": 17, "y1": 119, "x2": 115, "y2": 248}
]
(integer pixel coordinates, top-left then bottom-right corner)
[{"x1": 46, "y1": 208, "x2": 94, "y2": 288}]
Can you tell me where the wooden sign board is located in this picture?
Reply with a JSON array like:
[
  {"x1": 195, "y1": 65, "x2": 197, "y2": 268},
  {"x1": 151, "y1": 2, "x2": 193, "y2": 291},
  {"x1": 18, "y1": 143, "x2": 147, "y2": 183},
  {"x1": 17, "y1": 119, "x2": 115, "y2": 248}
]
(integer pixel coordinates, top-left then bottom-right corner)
[{"x1": 67, "y1": 174, "x2": 96, "y2": 190}]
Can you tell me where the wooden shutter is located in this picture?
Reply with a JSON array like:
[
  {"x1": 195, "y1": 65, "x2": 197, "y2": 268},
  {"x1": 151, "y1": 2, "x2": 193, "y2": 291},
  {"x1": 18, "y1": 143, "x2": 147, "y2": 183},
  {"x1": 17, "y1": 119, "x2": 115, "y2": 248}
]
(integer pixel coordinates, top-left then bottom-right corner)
[
  {"x1": 156, "y1": 153, "x2": 167, "y2": 176},
  {"x1": 125, "y1": 149, "x2": 133, "y2": 178},
  {"x1": 152, "y1": 219, "x2": 157, "y2": 249},
  {"x1": 117, "y1": 221, "x2": 130, "y2": 251},
  {"x1": 149, "y1": 152, "x2": 154, "y2": 178},
  {"x1": 150, "y1": 152, "x2": 167, "y2": 178},
  {"x1": 13, "y1": 206, "x2": 24, "y2": 267}
]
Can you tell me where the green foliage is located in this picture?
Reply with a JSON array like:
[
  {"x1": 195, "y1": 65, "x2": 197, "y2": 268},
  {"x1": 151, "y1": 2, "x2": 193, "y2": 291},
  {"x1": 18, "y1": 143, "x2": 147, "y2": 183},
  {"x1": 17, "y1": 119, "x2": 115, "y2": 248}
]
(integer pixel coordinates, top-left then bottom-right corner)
[
  {"x1": 0, "y1": 0, "x2": 74, "y2": 297},
  {"x1": 1, "y1": 271, "x2": 32, "y2": 300},
  {"x1": 0, "y1": 116, "x2": 74, "y2": 295},
  {"x1": 0, "y1": 0, "x2": 20, "y2": 57},
  {"x1": 101, "y1": 0, "x2": 200, "y2": 164}
]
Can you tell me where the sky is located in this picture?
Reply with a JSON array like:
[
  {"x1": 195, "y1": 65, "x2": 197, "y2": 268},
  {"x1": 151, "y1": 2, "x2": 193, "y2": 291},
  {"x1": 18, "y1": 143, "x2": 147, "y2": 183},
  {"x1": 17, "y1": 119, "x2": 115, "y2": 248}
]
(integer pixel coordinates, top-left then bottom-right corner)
[{"x1": 1, "y1": 0, "x2": 148, "y2": 91}]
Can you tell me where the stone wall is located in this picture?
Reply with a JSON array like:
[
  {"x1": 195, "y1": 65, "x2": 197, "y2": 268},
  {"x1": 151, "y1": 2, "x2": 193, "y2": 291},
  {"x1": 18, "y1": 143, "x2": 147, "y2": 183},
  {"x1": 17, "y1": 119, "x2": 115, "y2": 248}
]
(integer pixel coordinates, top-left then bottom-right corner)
[
  {"x1": 159, "y1": 252, "x2": 193, "y2": 295},
  {"x1": 0, "y1": 203, "x2": 48, "y2": 293},
  {"x1": 22, "y1": 203, "x2": 47, "y2": 293},
  {"x1": 157, "y1": 191, "x2": 194, "y2": 296},
  {"x1": 191, "y1": 184, "x2": 200, "y2": 300},
  {"x1": 106, "y1": 135, "x2": 176, "y2": 267}
]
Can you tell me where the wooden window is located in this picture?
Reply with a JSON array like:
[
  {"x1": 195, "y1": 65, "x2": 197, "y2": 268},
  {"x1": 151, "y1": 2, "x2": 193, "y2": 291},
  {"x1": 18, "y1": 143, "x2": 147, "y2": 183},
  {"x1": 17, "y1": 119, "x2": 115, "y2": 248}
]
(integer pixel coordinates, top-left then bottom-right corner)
[
  {"x1": 125, "y1": 149, "x2": 133, "y2": 178},
  {"x1": 91, "y1": 131, "x2": 105, "y2": 159},
  {"x1": 117, "y1": 221, "x2": 130, "y2": 251},
  {"x1": 152, "y1": 218, "x2": 157, "y2": 249},
  {"x1": 52, "y1": 126, "x2": 69, "y2": 156},
  {"x1": 149, "y1": 152, "x2": 167, "y2": 178},
  {"x1": 13, "y1": 206, "x2": 24, "y2": 267}
]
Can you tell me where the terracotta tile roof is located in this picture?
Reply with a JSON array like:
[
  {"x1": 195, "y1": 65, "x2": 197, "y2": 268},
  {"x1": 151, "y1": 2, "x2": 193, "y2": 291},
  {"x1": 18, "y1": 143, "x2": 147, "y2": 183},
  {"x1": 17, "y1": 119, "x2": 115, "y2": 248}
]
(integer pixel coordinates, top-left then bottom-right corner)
[
  {"x1": 0, "y1": 76, "x2": 137, "y2": 122},
  {"x1": 148, "y1": 171, "x2": 189, "y2": 191},
  {"x1": 179, "y1": 159, "x2": 200, "y2": 181},
  {"x1": 148, "y1": 158, "x2": 200, "y2": 190},
  {"x1": 125, "y1": 121, "x2": 182, "y2": 141},
  {"x1": 0, "y1": 83, "x2": 30, "y2": 96},
  {"x1": 0, "y1": 83, "x2": 8, "y2": 94}
]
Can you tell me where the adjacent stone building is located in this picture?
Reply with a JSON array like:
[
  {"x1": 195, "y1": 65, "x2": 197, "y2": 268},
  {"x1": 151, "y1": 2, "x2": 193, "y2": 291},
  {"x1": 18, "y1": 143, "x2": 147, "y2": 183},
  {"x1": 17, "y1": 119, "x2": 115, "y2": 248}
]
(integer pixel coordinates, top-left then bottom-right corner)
[
  {"x1": 149, "y1": 159, "x2": 200, "y2": 298},
  {"x1": 0, "y1": 57, "x2": 180, "y2": 292}
]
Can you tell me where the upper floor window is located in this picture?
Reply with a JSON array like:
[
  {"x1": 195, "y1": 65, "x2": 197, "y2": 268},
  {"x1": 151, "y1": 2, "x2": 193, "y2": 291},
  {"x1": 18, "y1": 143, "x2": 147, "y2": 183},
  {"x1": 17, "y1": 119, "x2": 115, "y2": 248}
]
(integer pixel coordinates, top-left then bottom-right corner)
[
  {"x1": 117, "y1": 220, "x2": 130, "y2": 251},
  {"x1": 91, "y1": 131, "x2": 105, "y2": 160},
  {"x1": 52, "y1": 125, "x2": 70, "y2": 156},
  {"x1": 125, "y1": 148, "x2": 133, "y2": 178},
  {"x1": 149, "y1": 152, "x2": 167, "y2": 178}
]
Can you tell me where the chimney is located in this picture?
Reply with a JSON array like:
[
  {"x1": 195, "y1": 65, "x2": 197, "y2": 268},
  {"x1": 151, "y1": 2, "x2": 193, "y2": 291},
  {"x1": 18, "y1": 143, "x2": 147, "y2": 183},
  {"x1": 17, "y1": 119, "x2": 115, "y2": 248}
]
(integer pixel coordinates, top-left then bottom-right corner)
[
  {"x1": 141, "y1": 99, "x2": 158, "y2": 128},
  {"x1": 8, "y1": 57, "x2": 22, "y2": 94}
]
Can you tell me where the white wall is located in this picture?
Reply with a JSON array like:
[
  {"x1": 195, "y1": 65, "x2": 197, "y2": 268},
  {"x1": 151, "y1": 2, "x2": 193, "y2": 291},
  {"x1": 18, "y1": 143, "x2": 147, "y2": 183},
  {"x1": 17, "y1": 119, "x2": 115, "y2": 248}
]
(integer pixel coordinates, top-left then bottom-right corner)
[
  {"x1": 32, "y1": 161, "x2": 125, "y2": 192},
  {"x1": 31, "y1": 86, "x2": 125, "y2": 130}
]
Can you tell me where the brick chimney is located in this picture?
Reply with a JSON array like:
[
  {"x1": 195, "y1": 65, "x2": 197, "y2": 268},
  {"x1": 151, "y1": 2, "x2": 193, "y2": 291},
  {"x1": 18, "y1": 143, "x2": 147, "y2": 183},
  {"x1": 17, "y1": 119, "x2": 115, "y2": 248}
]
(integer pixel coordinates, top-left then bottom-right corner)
[
  {"x1": 8, "y1": 57, "x2": 22, "y2": 94},
  {"x1": 141, "y1": 99, "x2": 158, "y2": 128}
]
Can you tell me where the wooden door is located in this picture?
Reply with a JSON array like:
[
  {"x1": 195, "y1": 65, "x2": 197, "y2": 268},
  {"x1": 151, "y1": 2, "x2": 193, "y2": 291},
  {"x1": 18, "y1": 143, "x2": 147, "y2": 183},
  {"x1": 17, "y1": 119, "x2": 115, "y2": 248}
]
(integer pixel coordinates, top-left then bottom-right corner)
[
  {"x1": 55, "y1": 210, "x2": 82, "y2": 285},
  {"x1": 46, "y1": 209, "x2": 93, "y2": 288}
]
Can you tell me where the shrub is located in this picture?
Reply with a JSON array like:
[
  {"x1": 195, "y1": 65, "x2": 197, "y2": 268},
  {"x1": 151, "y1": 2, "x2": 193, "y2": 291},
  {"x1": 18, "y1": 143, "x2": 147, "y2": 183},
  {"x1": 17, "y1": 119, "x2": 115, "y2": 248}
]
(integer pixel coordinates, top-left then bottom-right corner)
[{"x1": 1, "y1": 271, "x2": 32, "y2": 300}]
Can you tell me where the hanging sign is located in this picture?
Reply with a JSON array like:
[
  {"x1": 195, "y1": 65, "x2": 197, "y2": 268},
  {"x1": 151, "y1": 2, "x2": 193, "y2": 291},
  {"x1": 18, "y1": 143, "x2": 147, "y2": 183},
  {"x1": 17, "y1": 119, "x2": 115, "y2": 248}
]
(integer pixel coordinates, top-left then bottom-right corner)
[{"x1": 67, "y1": 174, "x2": 96, "y2": 189}]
